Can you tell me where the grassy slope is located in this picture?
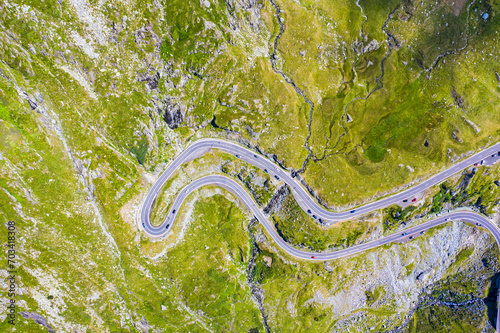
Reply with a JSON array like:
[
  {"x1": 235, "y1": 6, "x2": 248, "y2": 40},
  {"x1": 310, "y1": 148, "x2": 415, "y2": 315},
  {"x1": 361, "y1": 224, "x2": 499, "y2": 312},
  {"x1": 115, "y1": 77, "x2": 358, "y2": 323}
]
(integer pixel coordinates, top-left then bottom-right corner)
[{"x1": 1, "y1": 0, "x2": 500, "y2": 331}]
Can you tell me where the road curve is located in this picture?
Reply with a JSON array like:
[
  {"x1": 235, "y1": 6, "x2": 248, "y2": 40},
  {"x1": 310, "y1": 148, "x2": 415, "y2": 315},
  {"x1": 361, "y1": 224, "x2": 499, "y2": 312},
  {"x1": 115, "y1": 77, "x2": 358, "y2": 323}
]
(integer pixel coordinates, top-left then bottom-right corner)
[
  {"x1": 140, "y1": 138, "x2": 500, "y2": 226},
  {"x1": 142, "y1": 175, "x2": 499, "y2": 261},
  {"x1": 142, "y1": 175, "x2": 500, "y2": 330},
  {"x1": 139, "y1": 139, "x2": 500, "y2": 330}
]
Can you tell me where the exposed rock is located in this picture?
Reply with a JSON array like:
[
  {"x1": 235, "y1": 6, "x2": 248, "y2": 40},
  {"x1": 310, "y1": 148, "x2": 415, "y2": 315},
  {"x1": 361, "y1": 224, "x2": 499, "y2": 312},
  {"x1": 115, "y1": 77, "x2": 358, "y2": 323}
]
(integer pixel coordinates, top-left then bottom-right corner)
[
  {"x1": 458, "y1": 169, "x2": 476, "y2": 191},
  {"x1": 451, "y1": 129, "x2": 463, "y2": 143},
  {"x1": 386, "y1": 32, "x2": 401, "y2": 50},
  {"x1": 134, "y1": 23, "x2": 161, "y2": 47},
  {"x1": 160, "y1": 99, "x2": 184, "y2": 129},
  {"x1": 462, "y1": 116, "x2": 480, "y2": 134},
  {"x1": 138, "y1": 71, "x2": 160, "y2": 91},
  {"x1": 226, "y1": 0, "x2": 263, "y2": 32},
  {"x1": 354, "y1": 39, "x2": 380, "y2": 54},
  {"x1": 20, "y1": 312, "x2": 55, "y2": 333},
  {"x1": 451, "y1": 89, "x2": 465, "y2": 108},
  {"x1": 247, "y1": 219, "x2": 271, "y2": 333},
  {"x1": 263, "y1": 255, "x2": 273, "y2": 267},
  {"x1": 135, "y1": 317, "x2": 150, "y2": 333},
  {"x1": 263, "y1": 185, "x2": 289, "y2": 214},
  {"x1": 323, "y1": 261, "x2": 334, "y2": 272}
]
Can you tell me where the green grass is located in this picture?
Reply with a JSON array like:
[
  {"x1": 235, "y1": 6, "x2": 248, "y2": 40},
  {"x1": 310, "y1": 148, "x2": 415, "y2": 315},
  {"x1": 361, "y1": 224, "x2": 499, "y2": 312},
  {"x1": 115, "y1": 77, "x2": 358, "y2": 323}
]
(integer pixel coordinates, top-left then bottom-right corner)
[
  {"x1": 129, "y1": 139, "x2": 149, "y2": 165},
  {"x1": 383, "y1": 204, "x2": 417, "y2": 232},
  {"x1": 148, "y1": 150, "x2": 275, "y2": 226},
  {"x1": 451, "y1": 247, "x2": 474, "y2": 268},
  {"x1": 409, "y1": 304, "x2": 488, "y2": 333},
  {"x1": 157, "y1": 194, "x2": 264, "y2": 331},
  {"x1": 1, "y1": 0, "x2": 500, "y2": 331},
  {"x1": 365, "y1": 286, "x2": 384, "y2": 306},
  {"x1": 272, "y1": 191, "x2": 376, "y2": 251}
]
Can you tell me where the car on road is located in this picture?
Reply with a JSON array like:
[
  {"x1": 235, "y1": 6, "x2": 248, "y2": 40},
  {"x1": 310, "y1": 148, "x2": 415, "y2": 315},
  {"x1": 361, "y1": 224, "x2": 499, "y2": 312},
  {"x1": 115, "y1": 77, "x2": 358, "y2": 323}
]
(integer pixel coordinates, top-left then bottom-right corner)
[
  {"x1": 166, "y1": 224, "x2": 170, "y2": 229},
  {"x1": 350, "y1": 210, "x2": 356, "y2": 213},
  {"x1": 476, "y1": 223, "x2": 481, "y2": 226},
  {"x1": 274, "y1": 175, "x2": 280, "y2": 180},
  {"x1": 264, "y1": 169, "x2": 268, "y2": 173},
  {"x1": 235, "y1": 154, "x2": 240, "y2": 158},
  {"x1": 254, "y1": 155, "x2": 258, "y2": 158},
  {"x1": 492, "y1": 154, "x2": 496, "y2": 157},
  {"x1": 481, "y1": 160, "x2": 485, "y2": 165},
  {"x1": 312, "y1": 215, "x2": 317, "y2": 219},
  {"x1": 172, "y1": 209, "x2": 176, "y2": 214},
  {"x1": 409, "y1": 236, "x2": 413, "y2": 240},
  {"x1": 445, "y1": 218, "x2": 450, "y2": 221},
  {"x1": 319, "y1": 218, "x2": 323, "y2": 223},
  {"x1": 311, "y1": 256, "x2": 316, "y2": 259},
  {"x1": 403, "y1": 199, "x2": 408, "y2": 203},
  {"x1": 142, "y1": 223, "x2": 145, "y2": 227},
  {"x1": 412, "y1": 198, "x2": 417, "y2": 202},
  {"x1": 474, "y1": 163, "x2": 479, "y2": 166},
  {"x1": 402, "y1": 232, "x2": 407, "y2": 236},
  {"x1": 307, "y1": 209, "x2": 311, "y2": 214},
  {"x1": 420, "y1": 231, "x2": 425, "y2": 235}
]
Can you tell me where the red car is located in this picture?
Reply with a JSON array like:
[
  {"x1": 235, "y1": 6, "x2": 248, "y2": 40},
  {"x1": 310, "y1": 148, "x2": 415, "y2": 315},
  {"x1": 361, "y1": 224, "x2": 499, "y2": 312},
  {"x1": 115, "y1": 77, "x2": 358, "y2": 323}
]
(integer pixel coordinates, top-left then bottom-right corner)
[
  {"x1": 311, "y1": 256, "x2": 316, "y2": 259},
  {"x1": 412, "y1": 198, "x2": 417, "y2": 202}
]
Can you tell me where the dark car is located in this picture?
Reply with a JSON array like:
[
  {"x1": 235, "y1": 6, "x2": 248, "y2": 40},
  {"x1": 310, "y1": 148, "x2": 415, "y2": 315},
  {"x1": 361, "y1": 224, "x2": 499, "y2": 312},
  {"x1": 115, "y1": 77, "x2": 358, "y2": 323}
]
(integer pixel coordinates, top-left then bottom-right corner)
[
  {"x1": 318, "y1": 218, "x2": 323, "y2": 223},
  {"x1": 274, "y1": 175, "x2": 279, "y2": 180},
  {"x1": 254, "y1": 155, "x2": 258, "y2": 158},
  {"x1": 420, "y1": 231, "x2": 425, "y2": 235},
  {"x1": 307, "y1": 209, "x2": 312, "y2": 214},
  {"x1": 409, "y1": 236, "x2": 413, "y2": 240},
  {"x1": 312, "y1": 215, "x2": 317, "y2": 219},
  {"x1": 350, "y1": 210, "x2": 356, "y2": 213},
  {"x1": 403, "y1": 199, "x2": 408, "y2": 203},
  {"x1": 172, "y1": 209, "x2": 176, "y2": 214},
  {"x1": 235, "y1": 154, "x2": 240, "y2": 158},
  {"x1": 166, "y1": 224, "x2": 170, "y2": 229},
  {"x1": 142, "y1": 223, "x2": 145, "y2": 227},
  {"x1": 264, "y1": 169, "x2": 268, "y2": 173},
  {"x1": 402, "y1": 232, "x2": 407, "y2": 236}
]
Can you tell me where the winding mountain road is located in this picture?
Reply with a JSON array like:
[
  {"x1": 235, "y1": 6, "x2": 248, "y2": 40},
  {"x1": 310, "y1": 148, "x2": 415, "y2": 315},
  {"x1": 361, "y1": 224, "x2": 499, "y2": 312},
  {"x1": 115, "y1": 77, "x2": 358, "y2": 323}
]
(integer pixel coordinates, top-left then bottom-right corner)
[
  {"x1": 141, "y1": 139, "x2": 500, "y2": 227},
  {"x1": 139, "y1": 138, "x2": 500, "y2": 330}
]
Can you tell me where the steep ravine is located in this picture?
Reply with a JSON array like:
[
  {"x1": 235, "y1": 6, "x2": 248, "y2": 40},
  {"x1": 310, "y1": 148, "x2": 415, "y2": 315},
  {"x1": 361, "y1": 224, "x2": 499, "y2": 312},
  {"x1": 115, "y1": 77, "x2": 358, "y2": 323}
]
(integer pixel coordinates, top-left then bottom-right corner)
[{"x1": 247, "y1": 219, "x2": 271, "y2": 333}]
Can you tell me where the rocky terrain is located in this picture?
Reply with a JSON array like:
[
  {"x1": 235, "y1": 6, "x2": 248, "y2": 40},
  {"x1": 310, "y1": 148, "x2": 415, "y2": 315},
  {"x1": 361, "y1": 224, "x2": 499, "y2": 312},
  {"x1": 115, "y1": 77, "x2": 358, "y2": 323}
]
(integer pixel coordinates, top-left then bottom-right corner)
[{"x1": 0, "y1": 0, "x2": 500, "y2": 331}]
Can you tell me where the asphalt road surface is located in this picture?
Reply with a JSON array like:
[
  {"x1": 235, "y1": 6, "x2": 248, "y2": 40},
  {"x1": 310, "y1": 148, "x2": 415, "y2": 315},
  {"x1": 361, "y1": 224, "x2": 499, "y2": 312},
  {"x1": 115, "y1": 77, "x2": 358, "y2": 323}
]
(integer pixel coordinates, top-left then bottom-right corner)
[
  {"x1": 139, "y1": 139, "x2": 500, "y2": 330},
  {"x1": 141, "y1": 139, "x2": 500, "y2": 227},
  {"x1": 142, "y1": 175, "x2": 499, "y2": 261}
]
